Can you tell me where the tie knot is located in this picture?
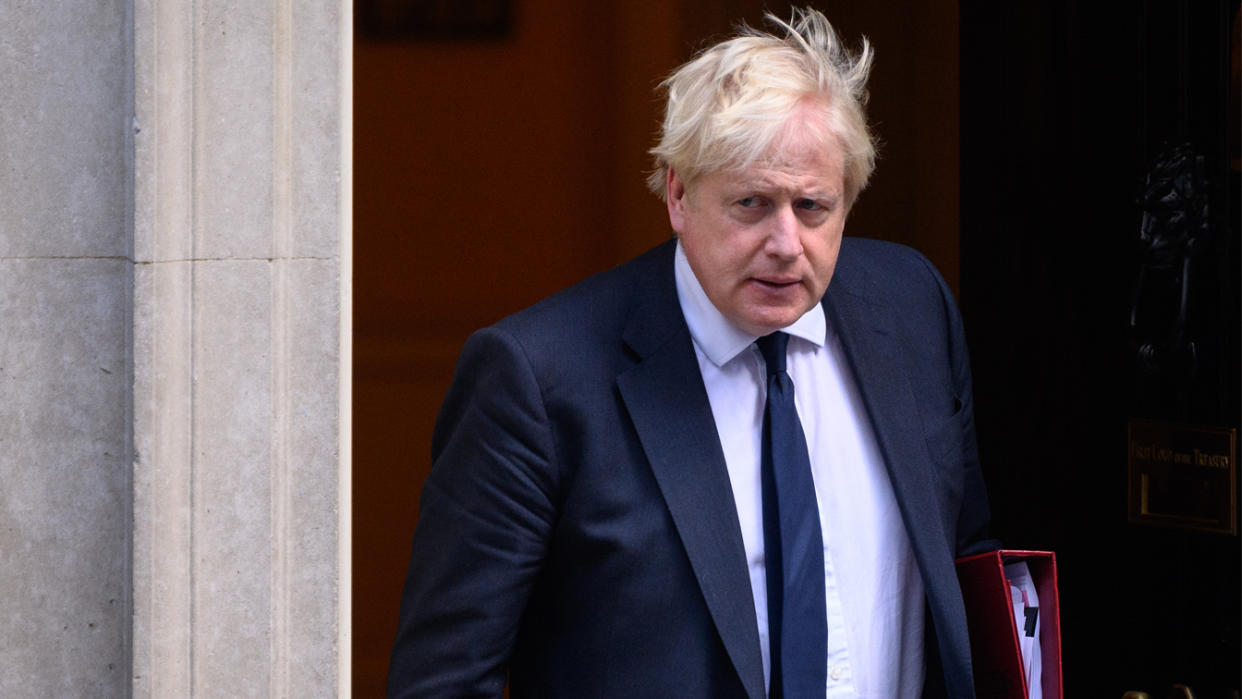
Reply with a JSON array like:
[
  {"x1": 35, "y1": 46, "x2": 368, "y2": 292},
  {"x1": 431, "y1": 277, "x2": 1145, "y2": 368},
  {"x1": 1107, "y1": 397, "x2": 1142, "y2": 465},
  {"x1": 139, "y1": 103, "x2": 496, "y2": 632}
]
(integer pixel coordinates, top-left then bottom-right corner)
[{"x1": 756, "y1": 331, "x2": 790, "y2": 374}]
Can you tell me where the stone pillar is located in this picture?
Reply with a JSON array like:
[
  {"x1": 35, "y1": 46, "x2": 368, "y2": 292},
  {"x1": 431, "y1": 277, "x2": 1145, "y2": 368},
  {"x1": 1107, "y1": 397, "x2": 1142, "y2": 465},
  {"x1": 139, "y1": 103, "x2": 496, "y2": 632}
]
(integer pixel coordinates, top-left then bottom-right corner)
[
  {"x1": 0, "y1": 2, "x2": 133, "y2": 695},
  {"x1": 131, "y1": 1, "x2": 350, "y2": 697},
  {"x1": 0, "y1": 0, "x2": 349, "y2": 696}
]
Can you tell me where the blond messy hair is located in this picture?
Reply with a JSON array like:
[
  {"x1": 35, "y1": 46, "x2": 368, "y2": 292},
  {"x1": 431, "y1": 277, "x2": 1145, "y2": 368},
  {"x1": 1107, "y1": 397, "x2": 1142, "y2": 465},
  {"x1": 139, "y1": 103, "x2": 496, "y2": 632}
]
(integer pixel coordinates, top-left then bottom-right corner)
[{"x1": 647, "y1": 7, "x2": 876, "y2": 208}]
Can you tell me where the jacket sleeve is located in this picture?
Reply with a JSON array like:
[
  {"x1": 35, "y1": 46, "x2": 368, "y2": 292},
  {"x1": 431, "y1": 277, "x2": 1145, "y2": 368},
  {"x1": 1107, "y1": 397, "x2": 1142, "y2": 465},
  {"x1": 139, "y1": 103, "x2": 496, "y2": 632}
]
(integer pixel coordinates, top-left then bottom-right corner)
[{"x1": 386, "y1": 326, "x2": 561, "y2": 699}]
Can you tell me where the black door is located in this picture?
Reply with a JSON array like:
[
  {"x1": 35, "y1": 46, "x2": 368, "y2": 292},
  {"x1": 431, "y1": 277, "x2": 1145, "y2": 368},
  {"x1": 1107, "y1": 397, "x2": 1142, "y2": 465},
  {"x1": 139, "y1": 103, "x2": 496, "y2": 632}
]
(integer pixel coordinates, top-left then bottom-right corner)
[{"x1": 961, "y1": 2, "x2": 1241, "y2": 695}]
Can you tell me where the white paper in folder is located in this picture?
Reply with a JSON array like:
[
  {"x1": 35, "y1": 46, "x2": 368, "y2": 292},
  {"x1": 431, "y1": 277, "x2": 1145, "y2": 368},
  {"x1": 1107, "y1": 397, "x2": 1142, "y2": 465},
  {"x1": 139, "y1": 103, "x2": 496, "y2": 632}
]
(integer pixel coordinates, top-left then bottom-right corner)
[{"x1": 1003, "y1": 561, "x2": 1042, "y2": 699}]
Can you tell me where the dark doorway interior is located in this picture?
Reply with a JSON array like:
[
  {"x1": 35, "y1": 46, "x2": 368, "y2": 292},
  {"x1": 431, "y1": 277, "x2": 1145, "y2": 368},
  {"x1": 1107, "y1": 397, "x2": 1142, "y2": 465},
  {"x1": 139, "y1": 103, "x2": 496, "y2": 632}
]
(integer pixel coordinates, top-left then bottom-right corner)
[{"x1": 961, "y1": 1, "x2": 1241, "y2": 695}]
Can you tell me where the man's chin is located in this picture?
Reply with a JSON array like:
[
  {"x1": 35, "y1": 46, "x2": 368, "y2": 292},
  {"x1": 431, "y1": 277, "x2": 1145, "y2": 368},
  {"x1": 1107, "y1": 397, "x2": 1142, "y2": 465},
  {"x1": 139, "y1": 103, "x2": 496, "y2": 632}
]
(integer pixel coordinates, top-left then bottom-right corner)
[{"x1": 731, "y1": 309, "x2": 806, "y2": 336}]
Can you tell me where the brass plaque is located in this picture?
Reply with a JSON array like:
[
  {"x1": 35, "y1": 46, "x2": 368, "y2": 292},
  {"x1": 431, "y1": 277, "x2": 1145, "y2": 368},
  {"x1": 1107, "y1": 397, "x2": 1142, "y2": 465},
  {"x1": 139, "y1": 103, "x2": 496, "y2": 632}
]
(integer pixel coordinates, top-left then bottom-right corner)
[{"x1": 1128, "y1": 420, "x2": 1237, "y2": 534}]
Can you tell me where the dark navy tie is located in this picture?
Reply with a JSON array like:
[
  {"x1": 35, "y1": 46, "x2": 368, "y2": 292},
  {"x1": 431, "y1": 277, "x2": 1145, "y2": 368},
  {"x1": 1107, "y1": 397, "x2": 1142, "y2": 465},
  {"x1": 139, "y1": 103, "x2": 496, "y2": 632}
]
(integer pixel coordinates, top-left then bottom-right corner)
[{"x1": 756, "y1": 332, "x2": 827, "y2": 698}]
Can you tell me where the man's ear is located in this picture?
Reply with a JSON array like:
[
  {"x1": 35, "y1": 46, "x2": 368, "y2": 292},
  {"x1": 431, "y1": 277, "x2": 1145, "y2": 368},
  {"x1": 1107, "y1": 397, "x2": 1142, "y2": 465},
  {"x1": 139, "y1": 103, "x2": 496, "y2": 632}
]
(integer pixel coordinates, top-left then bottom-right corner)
[{"x1": 666, "y1": 167, "x2": 688, "y2": 234}]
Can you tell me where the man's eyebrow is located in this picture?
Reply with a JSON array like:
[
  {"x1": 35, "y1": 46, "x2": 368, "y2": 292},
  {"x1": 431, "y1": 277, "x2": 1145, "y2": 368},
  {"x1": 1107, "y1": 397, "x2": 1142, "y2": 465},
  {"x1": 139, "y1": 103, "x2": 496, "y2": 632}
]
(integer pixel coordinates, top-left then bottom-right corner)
[
  {"x1": 791, "y1": 188, "x2": 842, "y2": 205},
  {"x1": 802, "y1": 189, "x2": 839, "y2": 199},
  {"x1": 722, "y1": 174, "x2": 841, "y2": 198}
]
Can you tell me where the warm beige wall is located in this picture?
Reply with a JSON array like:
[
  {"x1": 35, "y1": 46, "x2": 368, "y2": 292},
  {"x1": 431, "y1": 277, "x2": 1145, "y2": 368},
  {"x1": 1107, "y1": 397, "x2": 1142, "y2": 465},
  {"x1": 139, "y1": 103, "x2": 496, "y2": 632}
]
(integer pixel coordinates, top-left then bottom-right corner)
[{"x1": 822, "y1": 1, "x2": 962, "y2": 290}]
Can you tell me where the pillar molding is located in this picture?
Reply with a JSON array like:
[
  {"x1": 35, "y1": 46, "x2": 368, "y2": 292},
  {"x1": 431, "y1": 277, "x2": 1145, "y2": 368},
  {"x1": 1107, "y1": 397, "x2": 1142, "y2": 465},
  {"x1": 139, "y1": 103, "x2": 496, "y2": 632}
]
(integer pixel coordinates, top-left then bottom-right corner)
[{"x1": 131, "y1": 1, "x2": 351, "y2": 696}]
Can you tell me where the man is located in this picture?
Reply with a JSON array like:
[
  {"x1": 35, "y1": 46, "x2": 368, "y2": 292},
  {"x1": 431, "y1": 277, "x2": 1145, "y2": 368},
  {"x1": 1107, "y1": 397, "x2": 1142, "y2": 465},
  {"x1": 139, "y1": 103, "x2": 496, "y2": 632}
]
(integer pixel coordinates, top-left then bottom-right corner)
[{"x1": 388, "y1": 8, "x2": 995, "y2": 698}]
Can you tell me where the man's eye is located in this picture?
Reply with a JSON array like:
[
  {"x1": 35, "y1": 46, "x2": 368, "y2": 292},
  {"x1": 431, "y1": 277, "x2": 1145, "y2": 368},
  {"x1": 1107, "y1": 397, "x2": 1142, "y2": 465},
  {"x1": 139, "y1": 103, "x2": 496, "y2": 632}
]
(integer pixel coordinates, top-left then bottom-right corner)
[
  {"x1": 737, "y1": 196, "x2": 760, "y2": 208},
  {"x1": 795, "y1": 198, "x2": 823, "y2": 211}
]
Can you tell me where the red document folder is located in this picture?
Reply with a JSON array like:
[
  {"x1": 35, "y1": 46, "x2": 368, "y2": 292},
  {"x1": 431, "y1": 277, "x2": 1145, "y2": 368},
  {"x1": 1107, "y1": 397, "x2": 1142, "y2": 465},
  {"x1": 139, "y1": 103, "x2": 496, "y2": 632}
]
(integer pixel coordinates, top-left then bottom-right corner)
[{"x1": 955, "y1": 550, "x2": 1063, "y2": 698}]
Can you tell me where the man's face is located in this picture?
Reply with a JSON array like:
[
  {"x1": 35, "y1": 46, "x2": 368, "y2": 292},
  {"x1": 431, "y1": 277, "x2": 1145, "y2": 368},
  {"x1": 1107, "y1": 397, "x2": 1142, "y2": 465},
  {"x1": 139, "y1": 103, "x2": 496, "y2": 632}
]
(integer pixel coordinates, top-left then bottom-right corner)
[{"x1": 667, "y1": 113, "x2": 848, "y2": 336}]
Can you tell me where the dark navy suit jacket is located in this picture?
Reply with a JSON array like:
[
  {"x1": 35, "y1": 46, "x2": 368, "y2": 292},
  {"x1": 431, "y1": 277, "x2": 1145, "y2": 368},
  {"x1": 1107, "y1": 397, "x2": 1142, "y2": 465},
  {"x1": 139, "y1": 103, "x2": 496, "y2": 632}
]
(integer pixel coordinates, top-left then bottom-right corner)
[{"x1": 387, "y1": 238, "x2": 995, "y2": 698}]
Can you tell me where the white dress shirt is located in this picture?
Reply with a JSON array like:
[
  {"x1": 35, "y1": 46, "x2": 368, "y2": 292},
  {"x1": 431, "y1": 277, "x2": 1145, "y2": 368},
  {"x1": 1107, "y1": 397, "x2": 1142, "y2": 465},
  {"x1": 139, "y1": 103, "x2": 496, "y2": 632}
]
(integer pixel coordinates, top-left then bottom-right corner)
[{"x1": 673, "y1": 242, "x2": 926, "y2": 698}]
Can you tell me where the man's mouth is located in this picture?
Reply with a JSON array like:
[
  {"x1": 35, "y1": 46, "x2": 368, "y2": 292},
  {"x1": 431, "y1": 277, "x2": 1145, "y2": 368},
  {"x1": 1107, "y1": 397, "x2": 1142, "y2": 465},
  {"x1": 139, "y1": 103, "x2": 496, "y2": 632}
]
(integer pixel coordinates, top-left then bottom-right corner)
[{"x1": 753, "y1": 277, "x2": 799, "y2": 289}]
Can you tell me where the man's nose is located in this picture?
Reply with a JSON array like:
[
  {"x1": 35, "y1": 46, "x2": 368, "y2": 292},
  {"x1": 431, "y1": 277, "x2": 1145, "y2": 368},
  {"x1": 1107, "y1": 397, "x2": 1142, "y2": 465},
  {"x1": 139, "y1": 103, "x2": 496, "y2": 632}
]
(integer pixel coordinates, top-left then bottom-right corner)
[{"x1": 764, "y1": 206, "x2": 804, "y2": 259}]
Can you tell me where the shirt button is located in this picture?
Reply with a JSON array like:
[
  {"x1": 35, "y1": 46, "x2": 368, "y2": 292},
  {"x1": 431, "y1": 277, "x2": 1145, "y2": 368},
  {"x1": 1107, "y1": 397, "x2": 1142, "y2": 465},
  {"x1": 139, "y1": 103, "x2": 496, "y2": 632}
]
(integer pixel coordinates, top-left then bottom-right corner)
[{"x1": 830, "y1": 666, "x2": 842, "y2": 681}]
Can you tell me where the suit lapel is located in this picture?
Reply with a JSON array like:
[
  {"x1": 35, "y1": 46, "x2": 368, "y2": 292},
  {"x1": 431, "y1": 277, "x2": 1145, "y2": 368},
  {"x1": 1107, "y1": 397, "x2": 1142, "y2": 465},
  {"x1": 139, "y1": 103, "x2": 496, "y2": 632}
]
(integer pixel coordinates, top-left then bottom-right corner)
[
  {"x1": 615, "y1": 242, "x2": 766, "y2": 699},
  {"x1": 615, "y1": 241, "x2": 962, "y2": 697},
  {"x1": 821, "y1": 265, "x2": 959, "y2": 601}
]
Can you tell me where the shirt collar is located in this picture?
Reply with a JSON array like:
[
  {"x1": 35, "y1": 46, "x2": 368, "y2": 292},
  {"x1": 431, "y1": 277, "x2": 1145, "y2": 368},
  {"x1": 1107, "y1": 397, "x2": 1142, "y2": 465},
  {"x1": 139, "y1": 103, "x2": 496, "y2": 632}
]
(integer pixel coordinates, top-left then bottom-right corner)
[{"x1": 674, "y1": 240, "x2": 826, "y2": 367}]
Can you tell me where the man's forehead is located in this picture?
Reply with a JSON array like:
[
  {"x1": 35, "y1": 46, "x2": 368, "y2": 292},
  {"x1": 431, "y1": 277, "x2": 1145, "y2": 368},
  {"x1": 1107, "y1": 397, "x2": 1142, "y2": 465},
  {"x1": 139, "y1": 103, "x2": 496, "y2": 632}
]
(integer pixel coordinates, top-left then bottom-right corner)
[{"x1": 767, "y1": 118, "x2": 842, "y2": 168}]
